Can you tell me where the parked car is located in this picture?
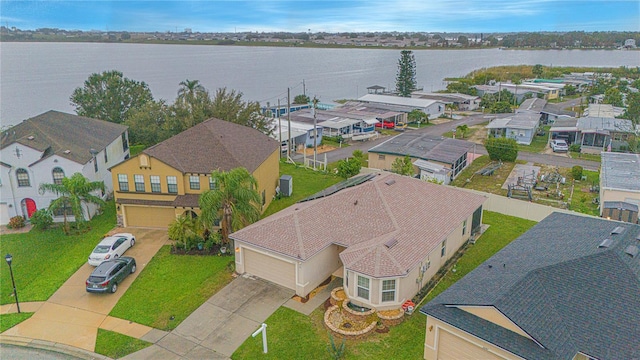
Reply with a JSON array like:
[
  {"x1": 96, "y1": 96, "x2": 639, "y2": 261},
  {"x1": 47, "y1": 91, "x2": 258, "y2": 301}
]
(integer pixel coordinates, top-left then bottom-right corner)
[
  {"x1": 375, "y1": 120, "x2": 395, "y2": 129},
  {"x1": 550, "y1": 139, "x2": 569, "y2": 152},
  {"x1": 88, "y1": 233, "x2": 135, "y2": 266},
  {"x1": 86, "y1": 257, "x2": 136, "y2": 293}
]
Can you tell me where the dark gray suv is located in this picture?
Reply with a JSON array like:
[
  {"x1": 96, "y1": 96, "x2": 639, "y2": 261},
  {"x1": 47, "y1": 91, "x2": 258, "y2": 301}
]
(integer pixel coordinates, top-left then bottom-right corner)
[{"x1": 86, "y1": 257, "x2": 136, "y2": 293}]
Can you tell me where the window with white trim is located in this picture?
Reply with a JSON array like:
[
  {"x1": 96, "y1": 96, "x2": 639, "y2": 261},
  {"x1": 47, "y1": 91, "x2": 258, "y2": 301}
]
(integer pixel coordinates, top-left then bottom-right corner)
[
  {"x1": 462, "y1": 219, "x2": 467, "y2": 236},
  {"x1": 16, "y1": 168, "x2": 30, "y2": 187},
  {"x1": 357, "y1": 275, "x2": 370, "y2": 300},
  {"x1": 381, "y1": 279, "x2": 396, "y2": 302},
  {"x1": 117, "y1": 174, "x2": 129, "y2": 192},
  {"x1": 167, "y1": 176, "x2": 178, "y2": 194},
  {"x1": 134, "y1": 174, "x2": 145, "y2": 192},
  {"x1": 150, "y1": 176, "x2": 161, "y2": 193},
  {"x1": 52, "y1": 167, "x2": 65, "y2": 185},
  {"x1": 441, "y1": 240, "x2": 446, "y2": 257},
  {"x1": 189, "y1": 175, "x2": 200, "y2": 190},
  {"x1": 209, "y1": 177, "x2": 217, "y2": 190}
]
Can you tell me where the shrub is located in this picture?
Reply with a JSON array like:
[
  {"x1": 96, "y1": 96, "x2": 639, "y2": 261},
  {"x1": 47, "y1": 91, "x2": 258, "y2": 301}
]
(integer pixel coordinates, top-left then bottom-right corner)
[
  {"x1": 7, "y1": 216, "x2": 26, "y2": 229},
  {"x1": 569, "y1": 143, "x2": 581, "y2": 153},
  {"x1": 484, "y1": 137, "x2": 518, "y2": 162},
  {"x1": 327, "y1": 333, "x2": 346, "y2": 360},
  {"x1": 572, "y1": 166, "x2": 584, "y2": 180},
  {"x1": 30, "y1": 209, "x2": 54, "y2": 230},
  {"x1": 336, "y1": 157, "x2": 361, "y2": 179}
]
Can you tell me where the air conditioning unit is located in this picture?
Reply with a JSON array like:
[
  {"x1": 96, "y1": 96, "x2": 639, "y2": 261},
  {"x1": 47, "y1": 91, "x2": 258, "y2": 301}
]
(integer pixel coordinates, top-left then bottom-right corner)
[{"x1": 279, "y1": 175, "x2": 293, "y2": 197}]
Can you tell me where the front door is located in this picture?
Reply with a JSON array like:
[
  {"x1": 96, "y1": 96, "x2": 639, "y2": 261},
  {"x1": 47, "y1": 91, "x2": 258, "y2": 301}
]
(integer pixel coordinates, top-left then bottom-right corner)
[{"x1": 22, "y1": 198, "x2": 37, "y2": 218}]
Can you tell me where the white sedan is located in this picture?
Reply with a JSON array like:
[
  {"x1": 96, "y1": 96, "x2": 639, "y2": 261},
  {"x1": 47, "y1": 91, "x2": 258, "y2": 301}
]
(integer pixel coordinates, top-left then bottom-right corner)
[{"x1": 88, "y1": 233, "x2": 136, "y2": 266}]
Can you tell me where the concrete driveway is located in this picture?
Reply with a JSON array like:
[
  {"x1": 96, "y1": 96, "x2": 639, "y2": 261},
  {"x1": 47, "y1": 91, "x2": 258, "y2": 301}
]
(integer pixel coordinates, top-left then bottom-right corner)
[
  {"x1": 3, "y1": 228, "x2": 168, "y2": 351},
  {"x1": 123, "y1": 275, "x2": 294, "y2": 360}
]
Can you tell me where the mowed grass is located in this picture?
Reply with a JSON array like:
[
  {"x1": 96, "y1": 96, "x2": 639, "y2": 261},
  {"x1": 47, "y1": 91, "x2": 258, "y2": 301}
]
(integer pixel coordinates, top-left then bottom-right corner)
[
  {"x1": 94, "y1": 329, "x2": 152, "y2": 359},
  {"x1": 0, "y1": 202, "x2": 117, "y2": 304},
  {"x1": 232, "y1": 211, "x2": 535, "y2": 360},
  {"x1": 262, "y1": 161, "x2": 343, "y2": 217},
  {"x1": 518, "y1": 127, "x2": 551, "y2": 153},
  {"x1": 0, "y1": 312, "x2": 33, "y2": 332},
  {"x1": 109, "y1": 246, "x2": 234, "y2": 330},
  {"x1": 451, "y1": 155, "x2": 515, "y2": 196},
  {"x1": 568, "y1": 170, "x2": 600, "y2": 216}
]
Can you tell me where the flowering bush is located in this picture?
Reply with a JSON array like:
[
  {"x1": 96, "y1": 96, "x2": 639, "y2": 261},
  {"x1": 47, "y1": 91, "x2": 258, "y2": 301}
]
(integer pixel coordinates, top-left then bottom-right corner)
[{"x1": 8, "y1": 215, "x2": 26, "y2": 229}]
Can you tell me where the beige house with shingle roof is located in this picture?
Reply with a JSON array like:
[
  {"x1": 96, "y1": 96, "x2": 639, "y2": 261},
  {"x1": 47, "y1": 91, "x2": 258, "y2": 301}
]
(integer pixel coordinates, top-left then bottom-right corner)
[
  {"x1": 231, "y1": 173, "x2": 486, "y2": 310},
  {"x1": 110, "y1": 118, "x2": 279, "y2": 228}
]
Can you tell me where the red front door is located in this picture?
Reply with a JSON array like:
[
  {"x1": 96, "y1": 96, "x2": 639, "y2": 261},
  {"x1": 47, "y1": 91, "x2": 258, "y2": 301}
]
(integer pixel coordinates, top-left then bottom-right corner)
[{"x1": 24, "y1": 198, "x2": 37, "y2": 218}]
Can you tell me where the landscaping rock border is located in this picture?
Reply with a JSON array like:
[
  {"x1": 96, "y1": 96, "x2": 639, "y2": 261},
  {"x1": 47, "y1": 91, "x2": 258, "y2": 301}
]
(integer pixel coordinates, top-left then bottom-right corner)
[
  {"x1": 323, "y1": 305, "x2": 377, "y2": 340},
  {"x1": 377, "y1": 308, "x2": 405, "y2": 327}
]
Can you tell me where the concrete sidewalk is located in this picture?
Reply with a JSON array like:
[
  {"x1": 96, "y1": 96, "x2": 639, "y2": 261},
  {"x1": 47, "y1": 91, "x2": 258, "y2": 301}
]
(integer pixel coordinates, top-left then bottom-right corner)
[{"x1": 122, "y1": 275, "x2": 294, "y2": 360}]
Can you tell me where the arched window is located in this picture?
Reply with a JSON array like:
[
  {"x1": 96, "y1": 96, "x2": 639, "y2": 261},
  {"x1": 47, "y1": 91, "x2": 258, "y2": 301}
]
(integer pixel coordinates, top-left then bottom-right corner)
[
  {"x1": 52, "y1": 167, "x2": 65, "y2": 185},
  {"x1": 16, "y1": 168, "x2": 30, "y2": 187}
]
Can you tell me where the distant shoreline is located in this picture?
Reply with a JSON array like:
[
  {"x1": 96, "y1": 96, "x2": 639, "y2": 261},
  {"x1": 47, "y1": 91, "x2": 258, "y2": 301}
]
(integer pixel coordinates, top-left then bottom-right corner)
[{"x1": 2, "y1": 39, "x2": 638, "y2": 51}]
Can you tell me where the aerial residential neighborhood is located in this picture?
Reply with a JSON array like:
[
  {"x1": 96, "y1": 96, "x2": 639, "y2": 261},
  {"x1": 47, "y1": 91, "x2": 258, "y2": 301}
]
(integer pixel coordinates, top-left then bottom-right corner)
[{"x1": 1, "y1": 1, "x2": 640, "y2": 356}]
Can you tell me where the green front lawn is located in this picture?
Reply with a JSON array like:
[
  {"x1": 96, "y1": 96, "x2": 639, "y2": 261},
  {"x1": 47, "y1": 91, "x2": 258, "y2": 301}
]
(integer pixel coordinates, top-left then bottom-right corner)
[
  {"x1": 568, "y1": 170, "x2": 600, "y2": 216},
  {"x1": 517, "y1": 126, "x2": 550, "y2": 153},
  {"x1": 0, "y1": 202, "x2": 117, "y2": 304},
  {"x1": 569, "y1": 151, "x2": 601, "y2": 162},
  {"x1": 262, "y1": 161, "x2": 343, "y2": 217},
  {"x1": 109, "y1": 246, "x2": 234, "y2": 330},
  {"x1": 95, "y1": 329, "x2": 152, "y2": 359},
  {"x1": 232, "y1": 211, "x2": 536, "y2": 359},
  {"x1": 0, "y1": 312, "x2": 33, "y2": 332}
]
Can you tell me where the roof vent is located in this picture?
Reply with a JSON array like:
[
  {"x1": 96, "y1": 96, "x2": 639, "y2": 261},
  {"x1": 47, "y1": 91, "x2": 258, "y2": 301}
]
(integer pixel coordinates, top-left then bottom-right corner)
[
  {"x1": 384, "y1": 238, "x2": 398, "y2": 249},
  {"x1": 385, "y1": 179, "x2": 396, "y2": 186},
  {"x1": 598, "y1": 239, "x2": 613, "y2": 248},
  {"x1": 27, "y1": 135, "x2": 34, "y2": 140},
  {"x1": 611, "y1": 226, "x2": 625, "y2": 235},
  {"x1": 63, "y1": 150, "x2": 71, "y2": 154},
  {"x1": 624, "y1": 245, "x2": 639, "y2": 258}
]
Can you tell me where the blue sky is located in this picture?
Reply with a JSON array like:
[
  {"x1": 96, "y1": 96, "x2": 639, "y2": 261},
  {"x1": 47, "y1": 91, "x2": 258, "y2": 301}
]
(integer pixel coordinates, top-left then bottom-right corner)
[{"x1": 1, "y1": 1, "x2": 639, "y2": 33}]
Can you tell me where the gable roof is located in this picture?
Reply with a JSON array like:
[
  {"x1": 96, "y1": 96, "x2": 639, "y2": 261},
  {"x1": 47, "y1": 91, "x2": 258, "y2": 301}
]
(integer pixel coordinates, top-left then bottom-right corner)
[
  {"x1": 142, "y1": 118, "x2": 278, "y2": 174},
  {"x1": 231, "y1": 173, "x2": 486, "y2": 278},
  {"x1": 368, "y1": 133, "x2": 474, "y2": 165},
  {"x1": 421, "y1": 213, "x2": 640, "y2": 360},
  {"x1": 358, "y1": 94, "x2": 440, "y2": 109},
  {"x1": 0, "y1": 110, "x2": 127, "y2": 165}
]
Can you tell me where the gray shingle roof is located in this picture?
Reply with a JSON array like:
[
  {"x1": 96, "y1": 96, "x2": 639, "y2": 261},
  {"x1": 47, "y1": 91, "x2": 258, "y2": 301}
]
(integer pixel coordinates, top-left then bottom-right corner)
[
  {"x1": 368, "y1": 133, "x2": 474, "y2": 165},
  {"x1": 143, "y1": 118, "x2": 278, "y2": 174},
  {"x1": 231, "y1": 173, "x2": 486, "y2": 278},
  {"x1": 601, "y1": 152, "x2": 640, "y2": 192},
  {"x1": 421, "y1": 213, "x2": 640, "y2": 360},
  {"x1": 0, "y1": 110, "x2": 127, "y2": 165}
]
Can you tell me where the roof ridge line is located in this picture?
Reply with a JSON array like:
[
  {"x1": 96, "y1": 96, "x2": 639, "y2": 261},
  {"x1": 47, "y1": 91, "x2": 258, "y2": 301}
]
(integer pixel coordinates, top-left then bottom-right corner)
[
  {"x1": 374, "y1": 176, "x2": 400, "y2": 231},
  {"x1": 293, "y1": 212, "x2": 306, "y2": 259}
]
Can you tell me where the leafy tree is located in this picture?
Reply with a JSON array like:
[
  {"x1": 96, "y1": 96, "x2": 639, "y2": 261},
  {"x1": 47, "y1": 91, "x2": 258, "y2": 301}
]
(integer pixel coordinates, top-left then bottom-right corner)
[
  {"x1": 446, "y1": 81, "x2": 477, "y2": 95},
  {"x1": 532, "y1": 64, "x2": 544, "y2": 78},
  {"x1": 199, "y1": 168, "x2": 261, "y2": 245},
  {"x1": 120, "y1": 32, "x2": 131, "y2": 40},
  {"x1": 457, "y1": 35, "x2": 469, "y2": 46},
  {"x1": 351, "y1": 150, "x2": 366, "y2": 167},
  {"x1": 39, "y1": 173, "x2": 106, "y2": 234},
  {"x1": 336, "y1": 157, "x2": 362, "y2": 179},
  {"x1": 564, "y1": 85, "x2": 577, "y2": 96},
  {"x1": 391, "y1": 155, "x2": 414, "y2": 176},
  {"x1": 456, "y1": 124, "x2": 469, "y2": 139},
  {"x1": 490, "y1": 101, "x2": 514, "y2": 114},
  {"x1": 603, "y1": 88, "x2": 624, "y2": 107},
  {"x1": 210, "y1": 88, "x2": 274, "y2": 135},
  {"x1": 70, "y1": 70, "x2": 153, "y2": 124},
  {"x1": 125, "y1": 100, "x2": 174, "y2": 147},
  {"x1": 622, "y1": 92, "x2": 640, "y2": 124},
  {"x1": 408, "y1": 109, "x2": 428, "y2": 125},
  {"x1": 484, "y1": 137, "x2": 518, "y2": 162},
  {"x1": 395, "y1": 50, "x2": 417, "y2": 97},
  {"x1": 293, "y1": 94, "x2": 310, "y2": 104}
]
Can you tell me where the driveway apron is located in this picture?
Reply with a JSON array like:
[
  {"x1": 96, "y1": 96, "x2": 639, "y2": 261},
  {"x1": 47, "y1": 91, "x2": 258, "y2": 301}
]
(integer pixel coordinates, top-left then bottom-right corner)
[
  {"x1": 2, "y1": 228, "x2": 168, "y2": 351},
  {"x1": 122, "y1": 275, "x2": 294, "y2": 360}
]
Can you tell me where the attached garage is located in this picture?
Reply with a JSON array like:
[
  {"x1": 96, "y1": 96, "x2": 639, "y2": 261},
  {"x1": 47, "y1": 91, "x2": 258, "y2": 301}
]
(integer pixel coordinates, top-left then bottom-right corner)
[
  {"x1": 123, "y1": 205, "x2": 176, "y2": 228},
  {"x1": 243, "y1": 248, "x2": 296, "y2": 289},
  {"x1": 437, "y1": 330, "x2": 504, "y2": 360}
]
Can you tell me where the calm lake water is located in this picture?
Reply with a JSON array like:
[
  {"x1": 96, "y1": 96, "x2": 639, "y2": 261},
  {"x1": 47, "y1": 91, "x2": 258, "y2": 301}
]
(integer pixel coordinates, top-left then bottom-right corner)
[{"x1": 1, "y1": 42, "x2": 639, "y2": 127}]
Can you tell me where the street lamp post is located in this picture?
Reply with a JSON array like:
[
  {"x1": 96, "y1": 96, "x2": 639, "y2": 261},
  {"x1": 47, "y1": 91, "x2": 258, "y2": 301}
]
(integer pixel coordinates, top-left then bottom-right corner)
[{"x1": 5, "y1": 254, "x2": 20, "y2": 313}]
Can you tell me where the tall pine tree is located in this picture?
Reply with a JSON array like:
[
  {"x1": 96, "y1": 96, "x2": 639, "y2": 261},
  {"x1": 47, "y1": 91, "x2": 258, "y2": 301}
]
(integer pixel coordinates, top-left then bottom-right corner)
[{"x1": 395, "y1": 50, "x2": 417, "y2": 97}]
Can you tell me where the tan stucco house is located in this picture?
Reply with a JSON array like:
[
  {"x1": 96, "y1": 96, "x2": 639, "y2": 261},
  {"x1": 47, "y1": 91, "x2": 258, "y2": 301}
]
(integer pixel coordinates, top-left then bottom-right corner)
[
  {"x1": 420, "y1": 213, "x2": 640, "y2": 360},
  {"x1": 231, "y1": 173, "x2": 486, "y2": 311},
  {"x1": 110, "y1": 118, "x2": 279, "y2": 228}
]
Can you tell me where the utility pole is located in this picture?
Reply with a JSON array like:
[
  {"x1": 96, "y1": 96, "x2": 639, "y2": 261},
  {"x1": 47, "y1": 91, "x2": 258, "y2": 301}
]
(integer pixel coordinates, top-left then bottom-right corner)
[
  {"x1": 313, "y1": 97, "x2": 318, "y2": 170},
  {"x1": 287, "y1": 88, "x2": 292, "y2": 161},
  {"x1": 303, "y1": 79, "x2": 306, "y2": 97},
  {"x1": 278, "y1": 99, "x2": 282, "y2": 159}
]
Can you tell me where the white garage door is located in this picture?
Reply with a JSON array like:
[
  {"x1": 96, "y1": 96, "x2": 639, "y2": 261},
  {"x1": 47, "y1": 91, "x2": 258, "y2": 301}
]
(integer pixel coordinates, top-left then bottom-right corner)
[
  {"x1": 124, "y1": 205, "x2": 176, "y2": 228},
  {"x1": 438, "y1": 330, "x2": 504, "y2": 360},
  {"x1": 243, "y1": 248, "x2": 296, "y2": 289}
]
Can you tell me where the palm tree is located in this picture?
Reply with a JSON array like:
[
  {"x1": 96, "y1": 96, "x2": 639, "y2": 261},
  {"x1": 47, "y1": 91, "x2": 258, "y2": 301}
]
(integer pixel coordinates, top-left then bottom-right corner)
[
  {"x1": 39, "y1": 173, "x2": 105, "y2": 234},
  {"x1": 177, "y1": 79, "x2": 206, "y2": 103},
  {"x1": 199, "y1": 168, "x2": 261, "y2": 245}
]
